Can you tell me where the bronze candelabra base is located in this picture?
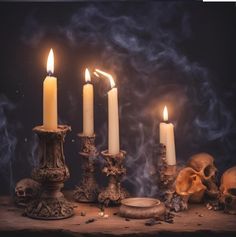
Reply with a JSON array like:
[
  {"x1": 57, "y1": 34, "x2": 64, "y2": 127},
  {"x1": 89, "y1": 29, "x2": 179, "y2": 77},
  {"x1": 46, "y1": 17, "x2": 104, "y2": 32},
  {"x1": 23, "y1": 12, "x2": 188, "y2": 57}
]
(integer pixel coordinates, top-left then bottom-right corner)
[
  {"x1": 98, "y1": 150, "x2": 129, "y2": 206},
  {"x1": 157, "y1": 143, "x2": 185, "y2": 212},
  {"x1": 157, "y1": 143, "x2": 176, "y2": 200},
  {"x1": 73, "y1": 133, "x2": 99, "y2": 203},
  {"x1": 26, "y1": 125, "x2": 74, "y2": 220}
]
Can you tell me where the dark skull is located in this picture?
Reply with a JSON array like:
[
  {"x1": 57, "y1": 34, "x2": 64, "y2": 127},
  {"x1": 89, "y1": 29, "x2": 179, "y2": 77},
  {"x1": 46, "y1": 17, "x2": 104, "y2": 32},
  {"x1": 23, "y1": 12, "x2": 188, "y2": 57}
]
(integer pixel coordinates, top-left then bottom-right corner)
[{"x1": 14, "y1": 178, "x2": 41, "y2": 207}]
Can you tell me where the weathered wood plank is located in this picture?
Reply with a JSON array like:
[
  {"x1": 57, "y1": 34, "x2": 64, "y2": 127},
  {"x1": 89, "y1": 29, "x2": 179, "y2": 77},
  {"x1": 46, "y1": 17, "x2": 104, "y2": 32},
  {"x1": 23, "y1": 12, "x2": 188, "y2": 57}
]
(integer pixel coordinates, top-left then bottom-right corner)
[{"x1": 0, "y1": 193, "x2": 235, "y2": 237}]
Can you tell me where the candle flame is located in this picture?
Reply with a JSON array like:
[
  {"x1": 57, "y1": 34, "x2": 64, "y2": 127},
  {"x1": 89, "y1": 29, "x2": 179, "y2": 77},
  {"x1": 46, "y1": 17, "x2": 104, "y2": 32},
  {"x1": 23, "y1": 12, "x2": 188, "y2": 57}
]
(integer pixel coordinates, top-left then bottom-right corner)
[
  {"x1": 163, "y1": 106, "x2": 168, "y2": 122},
  {"x1": 95, "y1": 69, "x2": 115, "y2": 88},
  {"x1": 85, "y1": 68, "x2": 91, "y2": 82},
  {"x1": 47, "y1": 48, "x2": 54, "y2": 75}
]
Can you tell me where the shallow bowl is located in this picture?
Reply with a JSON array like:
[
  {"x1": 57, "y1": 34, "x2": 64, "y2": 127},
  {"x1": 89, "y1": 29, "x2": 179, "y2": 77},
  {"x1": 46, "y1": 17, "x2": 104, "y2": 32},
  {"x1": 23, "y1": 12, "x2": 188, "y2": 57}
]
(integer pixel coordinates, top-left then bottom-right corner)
[{"x1": 119, "y1": 197, "x2": 166, "y2": 219}]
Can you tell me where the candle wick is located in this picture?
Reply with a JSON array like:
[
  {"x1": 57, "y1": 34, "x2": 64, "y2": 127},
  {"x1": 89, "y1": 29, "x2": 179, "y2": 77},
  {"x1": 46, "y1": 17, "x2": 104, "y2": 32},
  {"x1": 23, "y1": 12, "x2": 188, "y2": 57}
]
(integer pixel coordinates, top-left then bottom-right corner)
[{"x1": 48, "y1": 71, "x2": 53, "y2": 77}]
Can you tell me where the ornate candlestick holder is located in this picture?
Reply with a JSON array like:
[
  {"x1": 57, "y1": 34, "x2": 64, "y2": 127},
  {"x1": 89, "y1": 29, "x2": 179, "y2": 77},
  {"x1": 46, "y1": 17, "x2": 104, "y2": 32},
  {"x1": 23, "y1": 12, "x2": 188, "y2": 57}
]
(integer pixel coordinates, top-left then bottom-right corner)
[
  {"x1": 26, "y1": 125, "x2": 74, "y2": 220},
  {"x1": 98, "y1": 150, "x2": 129, "y2": 206},
  {"x1": 157, "y1": 143, "x2": 186, "y2": 212},
  {"x1": 73, "y1": 133, "x2": 99, "y2": 203},
  {"x1": 157, "y1": 144, "x2": 176, "y2": 201}
]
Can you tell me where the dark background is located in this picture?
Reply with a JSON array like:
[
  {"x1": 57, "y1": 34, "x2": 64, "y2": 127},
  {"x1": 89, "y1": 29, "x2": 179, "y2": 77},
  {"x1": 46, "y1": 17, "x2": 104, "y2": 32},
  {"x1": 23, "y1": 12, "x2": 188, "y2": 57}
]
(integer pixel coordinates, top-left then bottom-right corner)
[{"x1": 0, "y1": 1, "x2": 235, "y2": 196}]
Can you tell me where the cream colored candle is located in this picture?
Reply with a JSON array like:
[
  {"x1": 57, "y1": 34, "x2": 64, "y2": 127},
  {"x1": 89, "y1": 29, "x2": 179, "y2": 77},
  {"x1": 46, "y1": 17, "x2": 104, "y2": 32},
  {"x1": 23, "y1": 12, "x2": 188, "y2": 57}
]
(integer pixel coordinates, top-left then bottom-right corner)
[
  {"x1": 165, "y1": 123, "x2": 176, "y2": 165},
  {"x1": 160, "y1": 122, "x2": 167, "y2": 145},
  {"x1": 83, "y1": 68, "x2": 94, "y2": 136},
  {"x1": 159, "y1": 106, "x2": 176, "y2": 165},
  {"x1": 108, "y1": 86, "x2": 120, "y2": 155},
  {"x1": 43, "y1": 49, "x2": 58, "y2": 130},
  {"x1": 95, "y1": 69, "x2": 120, "y2": 155}
]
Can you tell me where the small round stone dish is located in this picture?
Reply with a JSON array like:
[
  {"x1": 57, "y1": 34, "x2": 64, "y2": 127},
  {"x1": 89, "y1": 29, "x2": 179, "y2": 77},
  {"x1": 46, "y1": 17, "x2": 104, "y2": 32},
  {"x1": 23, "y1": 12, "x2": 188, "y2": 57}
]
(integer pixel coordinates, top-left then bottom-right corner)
[{"x1": 119, "y1": 197, "x2": 166, "y2": 219}]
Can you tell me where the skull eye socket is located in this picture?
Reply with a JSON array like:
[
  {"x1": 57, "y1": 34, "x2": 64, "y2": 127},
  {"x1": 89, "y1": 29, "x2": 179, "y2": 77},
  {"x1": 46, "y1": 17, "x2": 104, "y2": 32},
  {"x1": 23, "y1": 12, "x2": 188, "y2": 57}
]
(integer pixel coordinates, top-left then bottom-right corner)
[
  {"x1": 25, "y1": 188, "x2": 33, "y2": 195},
  {"x1": 225, "y1": 196, "x2": 233, "y2": 204},
  {"x1": 18, "y1": 190, "x2": 24, "y2": 196},
  {"x1": 204, "y1": 165, "x2": 213, "y2": 177},
  {"x1": 228, "y1": 188, "x2": 236, "y2": 197}
]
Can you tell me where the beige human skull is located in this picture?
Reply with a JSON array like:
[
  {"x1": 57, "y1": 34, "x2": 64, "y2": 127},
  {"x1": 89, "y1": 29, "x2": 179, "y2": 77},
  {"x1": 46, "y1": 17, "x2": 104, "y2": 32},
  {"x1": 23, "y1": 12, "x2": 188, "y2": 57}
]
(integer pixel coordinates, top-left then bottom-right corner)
[
  {"x1": 175, "y1": 167, "x2": 206, "y2": 204},
  {"x1": 187, "y1": 153, "x2": 218, "y2": 198},
  {"x1": 220, "y1": 166, "x2": 236, "y2": 214}
]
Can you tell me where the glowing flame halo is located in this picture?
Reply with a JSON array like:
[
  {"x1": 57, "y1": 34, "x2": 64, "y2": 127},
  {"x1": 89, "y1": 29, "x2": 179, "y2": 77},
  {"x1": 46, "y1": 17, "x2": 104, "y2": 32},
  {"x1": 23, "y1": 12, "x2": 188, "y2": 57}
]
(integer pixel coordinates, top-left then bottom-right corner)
[
  {"x1": 95, "y1": 69, "x2": 116, "y2": 89},
  {"x1": 163, "y1": 106, "x2": 168, "y2": 122},
  {"x1": 47, "y1": 48, "x2": 54, "y2": 75},
  {"x1": 85, "y1": 68, "x2": 91, "y2": 83}
]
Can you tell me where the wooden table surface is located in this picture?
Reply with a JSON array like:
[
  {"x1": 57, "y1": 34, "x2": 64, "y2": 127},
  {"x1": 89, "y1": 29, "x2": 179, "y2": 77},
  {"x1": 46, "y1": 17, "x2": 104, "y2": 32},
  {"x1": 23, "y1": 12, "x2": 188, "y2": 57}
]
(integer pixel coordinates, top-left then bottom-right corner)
[{"x1": 0, "y1": 193, "x2": 236, "y2": 237}]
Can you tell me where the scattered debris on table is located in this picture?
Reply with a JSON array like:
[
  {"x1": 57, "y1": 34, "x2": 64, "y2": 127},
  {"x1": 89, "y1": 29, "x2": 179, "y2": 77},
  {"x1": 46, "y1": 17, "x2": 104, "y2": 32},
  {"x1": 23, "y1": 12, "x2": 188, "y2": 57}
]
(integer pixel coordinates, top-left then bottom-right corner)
[
  {"x1": 7, "y1": 208, "x2": 18, "y2": 212},
  {"x1": 85, "y1": 218, "x2": 96, "y2": 224},
  {"x1": 162, "y1": 212, "x2": 175, "y2": 223},
  {"x1": 206, "y1": 200, "x2": 223, "y2": 211},
  {"x1": 98, "y1": 211, "x2": 104, "y2": 217},
  {"x1": 145, "y1": 218, "x2": 162, "y2": 226},
  {"x1": 80, "y1": 211, "x2": 86, "y2": 216},
  {"x1": 145, "y1": 212, "x2": 175, "y2": 226},
  {"x1": 166, "y1": 194, "x2": 188, "y2": 213}
]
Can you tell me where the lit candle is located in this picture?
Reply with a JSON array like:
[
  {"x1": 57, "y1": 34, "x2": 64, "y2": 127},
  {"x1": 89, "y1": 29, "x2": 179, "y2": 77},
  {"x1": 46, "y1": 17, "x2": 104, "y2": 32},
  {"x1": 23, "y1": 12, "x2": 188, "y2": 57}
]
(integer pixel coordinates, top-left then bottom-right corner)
[
  {"x1": 160, "y1": 106, "x2": 168, "y2": 145},
  {"x1": 43, "y1": 49, "x2": 58, "y2": 130},
  {"x1": 95, "y1": 69, "x2": 120, "y2": 155},
  {"x1": 159, "y1": 106, "x2": 176, "y2": 165},
  {"x1": 83, "y1": 68, "x2": 94, "y2": 136}
]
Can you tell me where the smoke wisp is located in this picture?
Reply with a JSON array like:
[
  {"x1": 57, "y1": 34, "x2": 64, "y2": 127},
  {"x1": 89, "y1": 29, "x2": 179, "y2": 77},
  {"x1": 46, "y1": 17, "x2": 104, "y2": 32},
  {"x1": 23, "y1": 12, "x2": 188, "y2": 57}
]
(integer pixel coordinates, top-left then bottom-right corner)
[{"x1": 19, "y1": 2, "x2": 236, "y2": 196}]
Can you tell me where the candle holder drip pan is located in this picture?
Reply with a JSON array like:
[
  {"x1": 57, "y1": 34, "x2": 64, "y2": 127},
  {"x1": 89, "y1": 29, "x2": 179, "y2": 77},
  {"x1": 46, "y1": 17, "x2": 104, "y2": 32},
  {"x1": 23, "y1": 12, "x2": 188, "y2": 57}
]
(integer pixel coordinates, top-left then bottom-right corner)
[{"x1": 119, "y1": 197, "x2": 166, "y2": 219}]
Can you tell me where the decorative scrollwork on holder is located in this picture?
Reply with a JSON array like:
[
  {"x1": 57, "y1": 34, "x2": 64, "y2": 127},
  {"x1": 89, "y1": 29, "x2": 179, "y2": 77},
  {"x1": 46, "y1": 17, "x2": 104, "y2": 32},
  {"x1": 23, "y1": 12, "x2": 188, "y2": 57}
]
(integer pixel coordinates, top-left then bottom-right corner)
[
  {"x1": 73, "y1": 133, "x2": 99, "y2": 203},
  {"x1": 98, "y1": 150, "x2": 129, "y2": 206},
  {"x1": 26, "y1": 125, "x2": 74, "y2": 220}
]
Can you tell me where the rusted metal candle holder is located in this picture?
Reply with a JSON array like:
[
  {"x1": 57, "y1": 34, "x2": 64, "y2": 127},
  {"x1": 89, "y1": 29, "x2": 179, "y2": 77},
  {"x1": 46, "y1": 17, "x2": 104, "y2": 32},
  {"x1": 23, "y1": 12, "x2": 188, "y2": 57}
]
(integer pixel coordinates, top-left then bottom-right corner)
[
  {"x1": 73, "y1": 133, "x2": 99, "y2": 203},
  {"x1": 98, "y1": 150, "x2": 129, "y2": 206},
  {"x1": 26, "y1": 125, "x2": 74, "y2": 220},
  {"x1": 157, "y1": 143, "x2": 177, "y2": 203},
  {"x1": 157, "y1": 143, "x2": 186, "y2": 212}
]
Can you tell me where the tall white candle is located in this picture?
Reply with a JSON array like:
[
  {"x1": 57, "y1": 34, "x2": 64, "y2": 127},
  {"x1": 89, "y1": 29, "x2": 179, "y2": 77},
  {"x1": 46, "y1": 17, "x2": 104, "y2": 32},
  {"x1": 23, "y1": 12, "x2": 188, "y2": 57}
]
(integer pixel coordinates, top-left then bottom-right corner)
[
  {"x1": 165, "y1": 123, "x2": 176, "y2": 165},
  {"x1": 95, "y1": 69, "x2": 120, "y2": 155},
  {"x1": 43, "y1": 49, "x2": 58, "y2": 130},
  {"x1": 108, "y1": 86, "x2": 120, "y2": 155},
  {"x1": 159, "y1": 106, "x2": 176, "y2": 165},
  {"x1": 83, "y1": 68, "x2": 94, "y2": 136}
]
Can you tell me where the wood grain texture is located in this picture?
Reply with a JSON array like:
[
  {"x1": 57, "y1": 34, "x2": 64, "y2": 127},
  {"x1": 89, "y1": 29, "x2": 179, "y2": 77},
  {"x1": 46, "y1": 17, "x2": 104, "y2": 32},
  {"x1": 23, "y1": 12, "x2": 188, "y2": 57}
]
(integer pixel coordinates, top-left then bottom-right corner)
[{"x1": 0, "y1": 192, "x2": 236, "y2": 237}]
